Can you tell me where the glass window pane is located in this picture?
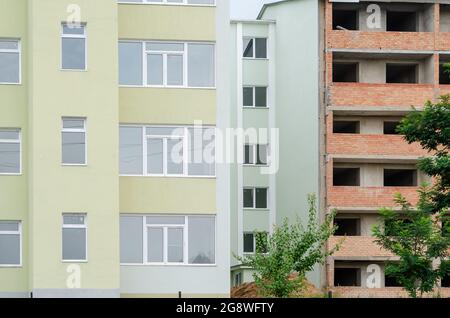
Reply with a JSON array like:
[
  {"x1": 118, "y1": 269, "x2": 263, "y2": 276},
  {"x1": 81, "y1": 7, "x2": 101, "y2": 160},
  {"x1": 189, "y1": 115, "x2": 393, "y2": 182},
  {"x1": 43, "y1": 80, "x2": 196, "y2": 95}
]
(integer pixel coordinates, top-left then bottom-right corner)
[
  {"x1": 146, "y1": 42, "x2": 184, "y2": 52},
  {"x1": 62, "y1": 132, "x2": 86, "y2": 164},
  {"x1": 167, "y1": 228, "x2": 184, "y2": 263},
  {"x1": 63, "y1": 215, "x2": 85, "y2": 225},
  {"x1": 119, "y1": 42, "x2": 143, "y2": 86},
  {"x1": 243, "y1": 87, "x2": 254, "y2": 106},
  {"x1": 255, "y1": 188, "x2": 268, "y2": 209},
  {"x1": 62, "y1": 38, "x2": 86, "y2": 70},
  {"x1": 147, "y1": 54, "x2": 163, "y2": 85},
  {"x1": 120, "y1": 216, "x2": 143, "y2": 264},
  {"x1": 257, "y1": 145, "x2": 267, "y2": 165},
  {"x1": 120, "y1": 126, "x2": 143, "y2": 175},
  {"x1": 0, "y1": 234, "x2": 20, "y2": 265},
  {"x1": 0, "y1": 52, "x2": 20, "y2": 83},
  {"x1": 167, "y1": 138, "x2": 183, "y2": 175},
  {"x1": 188, "y1": 216, "x2": 215, "y2": 264},
  {"x1": 146, "y1": 216, "x2": 185, "y2": 225},
  {"x1": 147, "y1": 228, "x2": 163, "y2": 263},
  {"x1": 255, "y1": 87, "x2": 267, "y2": 107},
  {"x1": 0, "y1": 40, "x2": 19, "y2": 50},
  {"x1": 62, "y1": 24, "x2": 85, "y2": 35},
  {"x1": 147, "y1": 138, "x2": 163, "y2": 174},
  {"x1": 243, "y1": 189, "x2": 254, "y2": 208},
  {"x1": 63, "y1": 119, "x2": 84, "y2": 129},
  {"x1": 244, "y1": 144, "x2": 253, "y2": 164},
  {"x1": 243, "y1": 233, "x2": 254, "y2": 253},
  {"x1": 188, "y1": 128, "x2": 215, "y2": 176},
  {"x1": 62, "y1": 228, "x2": 86, "y2": 261},
  {"x1": 0, "y1": 221, "x2": 19, "y2": 232},
  {"x1": 0, "y1": 130, "x2": 19, "y2": 140},
  {"x1": 146, "y1": 127, "x2": 182, "y2": 136},
  {"x1": 188, "y1": 43, "x2": 215, "y2": 87},
  {"x1": 255, "y1": 38, "x2": 267, "y2": 58},
  {"x1": 167, "y1": 55, "x2": 183, "y2": 86},
  {"x1": 243, "y1": 38, "x2": 253, "y2": 58},
  {"x1": 0, "y1": 143, "x2": 20, "y2": 173}
]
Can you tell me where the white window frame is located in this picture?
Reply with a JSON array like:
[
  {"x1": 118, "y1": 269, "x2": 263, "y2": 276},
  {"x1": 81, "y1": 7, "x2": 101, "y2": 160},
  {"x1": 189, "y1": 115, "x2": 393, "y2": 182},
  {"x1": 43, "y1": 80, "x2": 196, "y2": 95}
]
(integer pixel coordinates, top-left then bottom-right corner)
[
  {"x1": 243, "y1": 86, "x2": 269, "y2": 108},
  {"x1": 62, "y1": 213, "x2": 88, "y2": 263},
  {"x1": 242, "y1": 37, "x2": 268, "y2": 60},
  {"x1": 61, "y1": 23, "x2": 87, "y2": 71},
  {"x1": 243, "y1": 187, "x2": 269, "y2": 210},
  {"x1": 243, "y1": 231, "x2": 268, "y2": 255},
  {"x1": 0, "y1": 39, "x2": 21, "y2": 85},
  {"x1": 61, "y1": 117, "x2": 87, "y2": 166},
  {"x1": 120, "y1": 125, "x2": 216, "y2": 178},
  {"x1": 0, "y1": 128, "x2": 22, "y2": 175},
  {"x1": 243, "y1": 143, "x2": 269, "y2": 166},
  {"x1": 121, "y1": 214, "x2": 217, "y2": 266},
  {"x1": 118, "y1": 0, "x2": 216, "y2": 6},
  {"x1": 0, "y1": 221, "x2": 22, "y2": 267},
  {"x1": 119, "y1": 40, "x2": 216, "y2": 89}
]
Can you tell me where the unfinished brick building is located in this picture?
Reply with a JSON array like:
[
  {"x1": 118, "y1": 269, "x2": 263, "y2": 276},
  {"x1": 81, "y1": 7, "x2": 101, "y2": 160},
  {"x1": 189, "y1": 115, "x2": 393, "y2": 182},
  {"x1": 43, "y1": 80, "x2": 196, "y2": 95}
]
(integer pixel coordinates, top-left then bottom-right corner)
[{"x1": 323, "y1": 0, "x2": 450, "y2": 297}]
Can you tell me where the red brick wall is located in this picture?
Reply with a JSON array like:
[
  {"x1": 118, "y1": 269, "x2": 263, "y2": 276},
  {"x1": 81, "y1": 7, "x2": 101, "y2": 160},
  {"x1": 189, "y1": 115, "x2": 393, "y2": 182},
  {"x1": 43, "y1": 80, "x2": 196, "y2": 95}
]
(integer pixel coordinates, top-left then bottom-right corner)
[
  {"x1": 330, "y1": 287, "x2": 450, "y2": 298},
  {"x1": 328, "y1": 236, "x2": 393, "y2": 258}
]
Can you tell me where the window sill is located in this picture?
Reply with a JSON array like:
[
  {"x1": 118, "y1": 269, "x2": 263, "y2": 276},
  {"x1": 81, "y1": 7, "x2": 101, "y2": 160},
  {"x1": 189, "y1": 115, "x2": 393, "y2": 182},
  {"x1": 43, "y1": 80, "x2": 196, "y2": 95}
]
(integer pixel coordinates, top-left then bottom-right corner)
[
  {"x1": 62, "y1": 164, "x2": 88, "y2": 167},
  {"x1": 117, "y1": 2, "x2": 216, "y2": 7},
  {"x1": 242, "y1": 106, "x2": 269, "y2": 109},
  {"x1": 60, "y1": 68, "x2": 88, "y2": 72},
  {"x1": 0, "y1": 173, "x2": 22, "y2": 176},
  {"x1": 0, "y1": 264, "x2": 22, "y2": 268},
  {"x1": 119, "y1": 85, "x2": 216, "y2": 90},
  {"x1": 0, "y1": 82, "x2": 21, "y2": 85},
  {"x1": 243, "y1": 208, "x2": 270, "y2": 212},
  {"x1": 242, "y1": 58, "x2": 269, "y2": 61},
  {"x1": 120, "y1": 263, "x2": 217, "y2": 267},
  {"x1": 120, "y1": 174, "x2": 216, "y2": 179},
  {"x1": 243, "y1": 164, "x2": 269, "y2": 167},
  {"x1": 62, "y1": 260, "x2": 88, "y2": 263}
]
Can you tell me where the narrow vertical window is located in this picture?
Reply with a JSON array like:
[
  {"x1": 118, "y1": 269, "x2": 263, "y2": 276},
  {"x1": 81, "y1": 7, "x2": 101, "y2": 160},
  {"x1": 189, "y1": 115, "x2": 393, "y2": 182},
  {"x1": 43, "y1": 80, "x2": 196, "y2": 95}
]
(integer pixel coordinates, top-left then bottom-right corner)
[
  {"x1": 243, "y1": 187, "x2": 268, "y2": 209},
  {"x1": 0, "y1": 129, "x2": 21, "y2": 174},
  {"x1": 62, "y1": 214, "x2": 87, "y2": 262},
  {"x1": 243, "y1": 86, "x2": 268, "y2": 108},
  {"x1": 62, "y1": 118, "x2": 86, "y2": 165},
  {"x1": 0, "y1": 221, "x2": 21, "y2": 266},
  {"x1": 0, "y1": 39, "x2": 20, "y2": 84},
  {"x1": 61, "y1": 24, "x2": 86, "y2": 70},
  {"x1": 188, "y1": 43, "x2": 215, "y2": 87}
]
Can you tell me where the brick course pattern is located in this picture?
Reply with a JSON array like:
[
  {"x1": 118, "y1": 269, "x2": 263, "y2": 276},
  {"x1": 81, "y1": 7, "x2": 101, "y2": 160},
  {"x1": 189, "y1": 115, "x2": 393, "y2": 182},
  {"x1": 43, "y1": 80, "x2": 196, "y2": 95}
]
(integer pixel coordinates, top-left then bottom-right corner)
[{"x1": 330, "y1": 287, "x2": 450, "y2": 298}]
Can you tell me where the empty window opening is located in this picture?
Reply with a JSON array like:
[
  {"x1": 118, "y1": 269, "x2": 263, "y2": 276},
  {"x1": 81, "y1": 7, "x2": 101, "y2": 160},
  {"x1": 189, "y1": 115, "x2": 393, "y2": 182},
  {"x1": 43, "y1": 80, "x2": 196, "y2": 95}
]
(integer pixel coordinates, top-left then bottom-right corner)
[
  {"x1": 386, "y1": 64, "x2": 417, "y2": 84},
  {"x1": 333, "y1": 168, "x2": 360, "y2": 186},
  {"x1": 439, "y1": 63, "x2": 450, "y2": 84},
  {"x1": 333, "y1": 63, "x2": 358, "y2": 83},
  {"x1": 385, "y1": 274, "x2": 402, "y2": 287},
  {"x1": 383, "y1": 121, "x2": 401, "y2": 135},
  {"x1": 333, "y1": 10, "x2": 358, "y2": 30},
  {"x1": 334, "y1": 218, "x2": 360, "y2": 236},
  {"x1": 384, "y1": 169, "x2": 417, "y2": 187},
  {"x1": 334, "y1": 268, "x2": 361, "y2": 287},
  {"x1": 386, "y1": 11, "x2": 417, "y2": 32},
  {"x1": 333, "y1": 121, "x2": 360, "y2": 134}
]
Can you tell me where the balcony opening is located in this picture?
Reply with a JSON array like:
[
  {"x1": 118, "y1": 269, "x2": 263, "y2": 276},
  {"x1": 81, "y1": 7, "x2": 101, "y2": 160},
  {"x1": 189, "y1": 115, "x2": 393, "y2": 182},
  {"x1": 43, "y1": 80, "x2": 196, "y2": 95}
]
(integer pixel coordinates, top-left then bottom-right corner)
[
  {"x1": 385, "y1": 274, "x2": 402, "y2": 287},
  {"x1": 333, "y1": 168, "x2": 360, "y2": 186},
  {"x1": 333, "y1": 10, "x2": 358, "y2": 31},
  {"x1": 334, "y1": 218, "x2": 360, "y2": 236},
  {"x1": 440, "y1": 5, "x2": 450, "y2": 32},
  {"x1": 442, "y1": 274, "x2": 450, "y2": 287},
  {"x1": 384, "y1": 169, "x2": 417, "y2": 187},
  {"x1": 383, "y1": 121, "x2": 401, "y2": 135},
  {"x1": 386, "y1": 11, "x2": 417, "y2": 32},
  {"x1": 333, "y1": 63, "x2": 359, "y2": 83},
  {"x1": 333, "y1": 121, "x2": 360, "y2": 134},
  {"x1": 439, "y1": 63, "x2": 450, "y2": 85},
  {"x1": 386, "y1": 64, "x2": 418, "y2": 84},
  {"x1": 334, "y1": 268, "x2": 361, "y2": 287}
]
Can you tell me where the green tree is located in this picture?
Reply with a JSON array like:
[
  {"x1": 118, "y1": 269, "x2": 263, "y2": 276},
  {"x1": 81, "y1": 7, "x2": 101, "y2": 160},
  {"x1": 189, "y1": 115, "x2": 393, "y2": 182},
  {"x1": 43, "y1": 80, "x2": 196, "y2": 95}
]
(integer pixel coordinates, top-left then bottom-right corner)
[
  {"x1": 237, "y1": 194, "x2": 340, "y2": 298},
  {"x1": 397, "y1": 95, "x2": 450, "y2": 213},
  {"x1": 373, "y1": 188, "x2": 450, "y2": 298}
]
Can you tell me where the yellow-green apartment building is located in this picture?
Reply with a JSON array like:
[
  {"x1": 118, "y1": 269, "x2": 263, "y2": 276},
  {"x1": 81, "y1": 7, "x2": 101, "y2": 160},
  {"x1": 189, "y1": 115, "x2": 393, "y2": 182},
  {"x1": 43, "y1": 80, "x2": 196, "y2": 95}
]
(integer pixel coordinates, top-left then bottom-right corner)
[{"x1": 0, "y1": 0, "x2": 230, "y2": 298}]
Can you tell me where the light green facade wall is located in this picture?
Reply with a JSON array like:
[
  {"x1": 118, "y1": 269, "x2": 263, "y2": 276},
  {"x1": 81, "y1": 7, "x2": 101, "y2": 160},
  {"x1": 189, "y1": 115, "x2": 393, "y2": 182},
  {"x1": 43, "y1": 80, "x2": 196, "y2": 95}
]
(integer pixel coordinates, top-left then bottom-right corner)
[
  {"x1": 28, "y1": 0, "x2": 120, "y2": 291},
  {"x1": 0, "y1": 0, "x2": 29, "y2": 294}
]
